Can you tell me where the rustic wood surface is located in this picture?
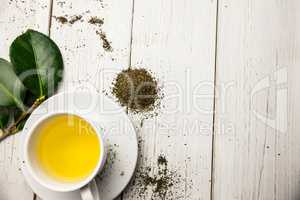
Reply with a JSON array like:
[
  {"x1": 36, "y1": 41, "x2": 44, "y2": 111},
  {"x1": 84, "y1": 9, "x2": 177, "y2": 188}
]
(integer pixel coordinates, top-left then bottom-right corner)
[
  {"x1": 212, "y1": 1, "x2": 300, "y2": 200},
  {"x1": 0, "y1": 0, "x2": 299, "y2": 199}
]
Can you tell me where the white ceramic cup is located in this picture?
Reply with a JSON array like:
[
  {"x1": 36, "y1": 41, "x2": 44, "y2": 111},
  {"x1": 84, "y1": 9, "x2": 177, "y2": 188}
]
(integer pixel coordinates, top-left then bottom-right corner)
[{"x1": 23, "y1": 112, "x2": 106, "y2": 200}]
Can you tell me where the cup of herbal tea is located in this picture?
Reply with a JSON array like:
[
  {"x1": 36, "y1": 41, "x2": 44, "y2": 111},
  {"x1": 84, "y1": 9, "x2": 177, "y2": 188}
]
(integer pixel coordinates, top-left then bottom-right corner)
[{"x1": 23, "y1": 111, "x2": 106, "y2": 200}]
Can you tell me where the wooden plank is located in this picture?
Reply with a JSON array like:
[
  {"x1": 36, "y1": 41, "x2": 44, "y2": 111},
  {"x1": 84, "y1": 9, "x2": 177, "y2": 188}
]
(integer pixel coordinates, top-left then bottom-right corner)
[
  {"x1": 0, "y1": 0, "x2": 51, "y2": 199},
  {"x1": 50, "y1": 0, "x2": 134, "y2": 93},
  {"x1": 122, "y1": 0, "x2": 218, "y2": 199},
  {"x1": 50, "y1": 0, "x2": 134, "y2": 199},
  {"x1": 212, "y1": 0, "x2": 300, "y2": 199}
]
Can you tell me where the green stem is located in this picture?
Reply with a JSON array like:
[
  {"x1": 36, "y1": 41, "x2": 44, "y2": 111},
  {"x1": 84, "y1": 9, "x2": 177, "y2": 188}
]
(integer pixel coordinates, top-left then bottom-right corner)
[{"x1": 0, "y1": 96, "x2": 45, "y2": 142}]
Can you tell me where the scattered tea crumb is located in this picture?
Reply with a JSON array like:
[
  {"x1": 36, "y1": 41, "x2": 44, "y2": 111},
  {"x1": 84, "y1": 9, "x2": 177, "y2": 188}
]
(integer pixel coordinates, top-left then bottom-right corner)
[
  {"x1": 54, "y1": 15, "x2": 82, "y2": 25},
  {"x1": 120, "y1": 171, "x2": 125, "y2": 176},
  {"x1": 157, "y1": 155, "x2": 168, "y2": 166},
  {"x1": 97, "y1": 144, "x2": 117, "y2": 180},
  {"x1": 140, "y1": 118, "x2": 145, "y2": 127},
  {"x1": 96, "y1": 0, "x2": 106, "y2": 8},
  {"x1": 57, "y1": 1, "x2": 65, "y2": 7},
  {"x1": 112, "y1": 68, "x2": 160, "y2": 113},
  {"x1": 96, "y1": 30, "x2": 113, "y2": 52},
  {"x1": 129, "y1": 154, "x2": 182, "y2": 199},
  {"x1": 69, "y1": 15, "x2": 82, "y2": 24},
  {"x1": 88, "y1": 16, "x2": 104, "y2": 26},
  {"x1": 54, "y1": 16, "x2": 68, "y2": 24}
]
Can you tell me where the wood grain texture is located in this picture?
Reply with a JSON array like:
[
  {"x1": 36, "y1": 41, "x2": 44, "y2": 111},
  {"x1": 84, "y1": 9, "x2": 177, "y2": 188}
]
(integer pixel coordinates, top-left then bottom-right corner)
[
  {"x1": 122, "y1": 0, "x2": 218, "y2": 199},
  {"x1": 0, "y1": 0, "x2": 51, "y2": 199},
  {"x1": 50, "y1": 0, "x2": 134, "y2": 93},
  {"x1": 212, "y1": 0, "x2": 300, "y2": 199},
  {"x1": 1, "y1": 0, "x2": 300, "y2": 199}
]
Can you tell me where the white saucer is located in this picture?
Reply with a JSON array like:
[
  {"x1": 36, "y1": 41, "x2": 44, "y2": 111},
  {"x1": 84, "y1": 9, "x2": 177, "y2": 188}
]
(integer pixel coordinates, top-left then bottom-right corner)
[{"x1": 19, "y1": 91, "x2": 138, "y2": 200}]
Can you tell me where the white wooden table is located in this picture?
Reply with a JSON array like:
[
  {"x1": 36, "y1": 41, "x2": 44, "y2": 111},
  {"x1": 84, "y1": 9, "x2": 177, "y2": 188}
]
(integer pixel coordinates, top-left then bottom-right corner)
[{"x1": 0, "y1": 0, "x2": 299, "y2": 199}]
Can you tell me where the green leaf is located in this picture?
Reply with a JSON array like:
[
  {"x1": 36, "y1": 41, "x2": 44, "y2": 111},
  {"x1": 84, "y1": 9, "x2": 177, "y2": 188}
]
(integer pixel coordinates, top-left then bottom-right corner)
[
  {"x1": 23, "y1": 90, "x2": 37, "y2": 107},
  {"x1": 0, "y1": 113, "x2": 9, "y2": 129},
  {"x1": 9, "y1": 29, "x2": 63, "y2": 98},
  {"x1": 0, "y1": 59, "x2": 26, "y2": 111},
  {"x1": 0, "y1": 107, "x2": 16, "y2": 129}
]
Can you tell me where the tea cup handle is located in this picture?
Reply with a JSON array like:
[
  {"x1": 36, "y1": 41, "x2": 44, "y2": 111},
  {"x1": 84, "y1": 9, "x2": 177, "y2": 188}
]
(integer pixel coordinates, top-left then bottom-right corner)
[{"x1": 80, "y1": 179, "x2": 100, "y2": 200}]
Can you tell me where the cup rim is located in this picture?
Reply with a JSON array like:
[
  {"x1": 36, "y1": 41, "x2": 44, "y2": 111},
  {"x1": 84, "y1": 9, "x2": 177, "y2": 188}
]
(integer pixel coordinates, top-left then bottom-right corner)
[{"x1": 23, "y1": 111, "x2": 105, "y2": 192}]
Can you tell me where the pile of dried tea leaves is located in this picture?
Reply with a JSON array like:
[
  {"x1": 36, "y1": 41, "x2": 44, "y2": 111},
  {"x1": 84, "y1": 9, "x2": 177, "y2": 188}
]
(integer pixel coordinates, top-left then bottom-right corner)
[{"x1": 112, "y1": 68, "x2": 160, "y2": 113}]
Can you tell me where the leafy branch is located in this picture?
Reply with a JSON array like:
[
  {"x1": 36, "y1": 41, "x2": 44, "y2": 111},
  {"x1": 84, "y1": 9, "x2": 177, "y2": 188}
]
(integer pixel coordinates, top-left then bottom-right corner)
[
  {"x1": 0, "y1": 96, "x2": 45, "y2": 142},
  {"x1": 0, "y1": 29, "x2": 63, "y2": 142}
]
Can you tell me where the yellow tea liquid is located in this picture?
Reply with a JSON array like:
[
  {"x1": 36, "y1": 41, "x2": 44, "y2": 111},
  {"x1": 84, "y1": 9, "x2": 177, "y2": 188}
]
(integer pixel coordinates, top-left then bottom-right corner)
[{"x1": 33, "y1": 114, "x2": 100, "y2": 182}]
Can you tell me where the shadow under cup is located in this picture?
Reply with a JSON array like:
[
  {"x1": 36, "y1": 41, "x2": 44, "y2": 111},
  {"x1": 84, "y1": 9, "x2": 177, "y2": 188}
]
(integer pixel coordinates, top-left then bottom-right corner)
[{"x1": 25, "y1": 113, "x2": 105, "y2": 192}]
